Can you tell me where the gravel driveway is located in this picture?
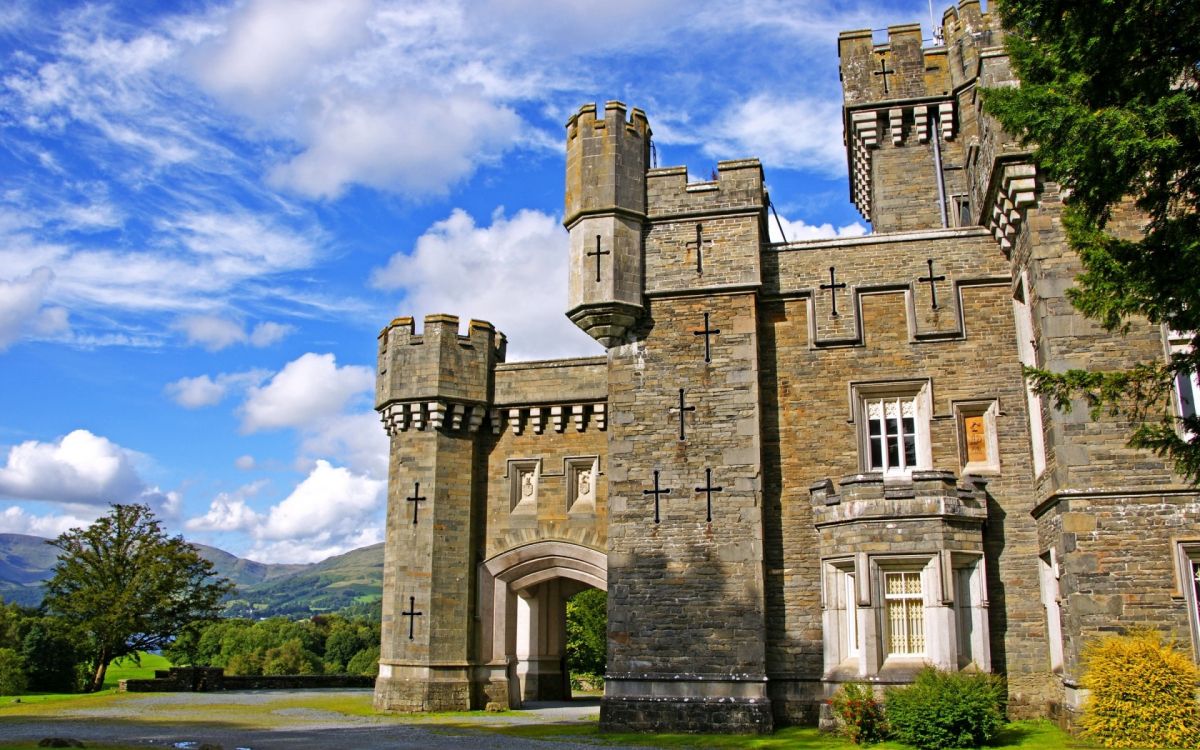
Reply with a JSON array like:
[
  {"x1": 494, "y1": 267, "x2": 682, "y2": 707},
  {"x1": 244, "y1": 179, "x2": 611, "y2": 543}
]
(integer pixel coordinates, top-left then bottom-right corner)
[{"x1": 0, "y1": 691, "x2": 660, "y2": 749}]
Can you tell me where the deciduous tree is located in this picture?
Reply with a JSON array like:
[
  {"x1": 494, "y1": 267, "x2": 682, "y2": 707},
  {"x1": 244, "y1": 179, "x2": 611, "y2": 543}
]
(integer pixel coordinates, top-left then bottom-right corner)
[
  {"x1": 43, "y1": 504, "x2": 231, "y2": 691},
  {"x1": 983, "y1": 0, "x2": 1200, "y2": 478}
]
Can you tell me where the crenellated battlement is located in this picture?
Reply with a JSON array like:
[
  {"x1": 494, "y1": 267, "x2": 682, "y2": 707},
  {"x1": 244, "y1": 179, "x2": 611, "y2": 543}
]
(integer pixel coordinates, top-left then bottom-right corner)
[
  {"x1": 376, "y1": 313, "x2": 505, "y2": 413},
  {"x1": 940, "y1": 0, "x2": 1003, "y2": 89},
  {"x1": 646, "y1": 159, "x2": 765, "y2": 218},
  {"x1": 564, "y1": 101, "x2": 651, "y2": 228},
  {"x1": 839, "y1": 24, "x2": 947, "y2": 107}
]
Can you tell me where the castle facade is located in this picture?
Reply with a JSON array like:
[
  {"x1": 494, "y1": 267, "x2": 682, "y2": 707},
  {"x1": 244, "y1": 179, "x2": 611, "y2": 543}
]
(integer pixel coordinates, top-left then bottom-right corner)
[{"x1": 372, "y1": 1, "x2": 1200, "y2": 733}]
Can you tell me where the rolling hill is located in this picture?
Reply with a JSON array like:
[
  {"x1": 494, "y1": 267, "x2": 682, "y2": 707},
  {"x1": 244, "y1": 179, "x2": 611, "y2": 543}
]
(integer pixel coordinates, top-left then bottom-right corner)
[{"x1": 0, "y1": 533, "x2": 383, "y2": 618}]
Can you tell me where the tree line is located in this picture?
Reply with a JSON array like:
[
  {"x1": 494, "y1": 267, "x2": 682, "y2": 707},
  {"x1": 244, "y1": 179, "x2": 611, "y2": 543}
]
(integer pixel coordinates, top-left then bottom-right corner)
[{"x1": 0, "y1": 504, "x2": 379, "y2": 695}]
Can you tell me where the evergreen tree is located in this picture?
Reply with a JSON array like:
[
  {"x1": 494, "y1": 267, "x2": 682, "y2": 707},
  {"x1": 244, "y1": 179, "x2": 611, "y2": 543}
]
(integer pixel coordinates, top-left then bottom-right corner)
[
  {"x1": 43, "y1": 504, "x2": 232, "y2": 691},
  {"x1": 983, "y1": 0, "x2": 1200, "y2": 479}
]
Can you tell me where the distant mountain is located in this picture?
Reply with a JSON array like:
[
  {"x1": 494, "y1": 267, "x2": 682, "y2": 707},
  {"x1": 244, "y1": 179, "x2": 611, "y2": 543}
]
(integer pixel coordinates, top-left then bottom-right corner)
[
  {"x1": 0, "y1": 534, "x2": 59, "y2": 607},
  {"x1": 224, "y1": 543, "x2": 384, "y2": 619},
  {"x1": 0, "y1": 533, "x2": 383, "y2": 619}
]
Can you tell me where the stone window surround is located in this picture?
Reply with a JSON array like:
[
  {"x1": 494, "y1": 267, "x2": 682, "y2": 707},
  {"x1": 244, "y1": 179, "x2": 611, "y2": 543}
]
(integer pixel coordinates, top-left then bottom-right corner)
[
  {"x1": 1173, "y1": 541, "x2": 1200, "y2": 662},
  {"x1": 822, "y1": 552, "x2": 989, "y2": 677},
  {"x1": 1013, "y1": 273, "x2": 1047, "y2": 477},
  {"x1": 848, "y1": 379, "x2": 933, "y2": 476},
  {"x1": 953, "y1": 399, "x2": 1001, "y2": 475},
  {"x1": 1038, "y1": 548, "x2": 1066, "y2": 674}
]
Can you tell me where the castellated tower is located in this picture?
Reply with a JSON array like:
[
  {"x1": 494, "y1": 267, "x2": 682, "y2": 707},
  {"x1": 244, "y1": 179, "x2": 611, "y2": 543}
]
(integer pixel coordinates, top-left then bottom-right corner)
[
  {"x1": 564, "y1": 101, "x2": 774, "y2": 732},
  {"x1": 564, "y1": 102, "x2": 650, "y2": 347},
  {"x1": 373, "y1": 314, "x2": 505, "y2": 711}
]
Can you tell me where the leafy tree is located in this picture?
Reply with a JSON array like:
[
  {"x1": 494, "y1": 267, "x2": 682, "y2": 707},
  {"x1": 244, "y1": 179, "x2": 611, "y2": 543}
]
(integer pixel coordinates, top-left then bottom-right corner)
[
  {"x1": 21, "y1": 618, "x2": 83, "y2": 692},
  {"x1": 564, "y1": 588, "x2": 606, "y2": 678},
  {"x1": 42, "y1": 504, "x2": 232, "y2": 691},
  {"x1": 345, "y1": 645, "x2": 380, "y2": 676},
  {"x1": 262, "y1": 638, "x2": 322, "y2": 675},
  {"x1": 982, "y1": 1, "x2": 1200, "y2": 479},
  {"x1": 0, "y1": 648, "x2": 27, "y2": 695}
]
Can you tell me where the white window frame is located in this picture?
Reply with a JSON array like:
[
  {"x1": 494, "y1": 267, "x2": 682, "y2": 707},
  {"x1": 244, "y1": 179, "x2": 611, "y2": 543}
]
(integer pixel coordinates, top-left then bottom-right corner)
[
  {"x1": 883, "y1": 570, "x2": 926, "y2": 657},
  {"x1": 1167, "y1": 331, "x2": 1199, "y2": 430},
  {"x1": 851, "y1": 380, "x2": 933, "y2": 476}
]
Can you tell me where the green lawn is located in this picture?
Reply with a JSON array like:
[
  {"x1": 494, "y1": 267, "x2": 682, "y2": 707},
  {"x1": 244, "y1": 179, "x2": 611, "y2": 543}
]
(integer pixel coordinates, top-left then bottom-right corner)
[
  {"x1": 0, "y1": 686, "x2": 1101, "y2": 750},
  {"x1": 482, "y1": 719, "x2": 1092, "y2": 749},
  {"x1": 101, "y1": 651, "x2": 171, "y2": 689}
]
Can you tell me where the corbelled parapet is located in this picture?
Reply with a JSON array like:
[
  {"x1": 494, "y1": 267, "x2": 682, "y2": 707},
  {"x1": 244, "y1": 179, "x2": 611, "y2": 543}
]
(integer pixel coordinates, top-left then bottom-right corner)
[
  {"x1": 565, "y1": 102, "x2": 651, "y2": 347},
  {"x1": 810, "y1": 470, "x2": 988, "y2": 527},
  {"x1": 376, "y1": 314, "x2": 506, "y2": 434}
]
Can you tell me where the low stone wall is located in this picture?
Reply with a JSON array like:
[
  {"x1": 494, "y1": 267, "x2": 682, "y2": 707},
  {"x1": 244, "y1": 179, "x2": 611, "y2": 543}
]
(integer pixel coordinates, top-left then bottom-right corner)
[{"x1": 119, "y1": 667, "x2": 374, "y2": 692}]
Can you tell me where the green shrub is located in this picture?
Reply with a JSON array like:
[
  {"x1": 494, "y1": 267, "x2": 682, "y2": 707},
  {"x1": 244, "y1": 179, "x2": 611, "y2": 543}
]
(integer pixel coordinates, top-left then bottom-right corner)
[
  {"x1": 1078, "y1": 630, "x2": 1200, "y2": 749},
  {"x1": 885, "y1": 667, "x2": 1006, "y2": 750},
  {"x1": 0, "y1": 647, "x2": 28, "y2": 695},
  {"x1": 831, "y1": 682, "x2": 888, "y2": 744}
]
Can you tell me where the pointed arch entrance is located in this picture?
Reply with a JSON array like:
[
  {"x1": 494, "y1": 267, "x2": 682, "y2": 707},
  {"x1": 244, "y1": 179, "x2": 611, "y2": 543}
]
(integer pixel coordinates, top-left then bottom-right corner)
[{"x1": 478, "y1": 541, "x2": 607, "y2": 708}]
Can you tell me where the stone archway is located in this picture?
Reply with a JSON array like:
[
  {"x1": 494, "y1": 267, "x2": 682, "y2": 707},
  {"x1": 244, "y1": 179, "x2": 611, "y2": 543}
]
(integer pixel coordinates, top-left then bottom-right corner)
[{"x1": 477, "y1": 541, "x2": 607, "y2": 708}]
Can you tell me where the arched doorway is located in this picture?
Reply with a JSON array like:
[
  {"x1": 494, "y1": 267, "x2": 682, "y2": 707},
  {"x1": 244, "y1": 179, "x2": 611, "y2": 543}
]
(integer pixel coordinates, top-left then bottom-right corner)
[{"x1": 478, "y1": 541, "x2": 606, "y2": 708}]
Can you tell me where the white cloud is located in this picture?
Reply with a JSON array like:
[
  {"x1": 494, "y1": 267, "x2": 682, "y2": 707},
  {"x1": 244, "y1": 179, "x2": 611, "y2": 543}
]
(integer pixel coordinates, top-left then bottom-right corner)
[
  {"x1": 0, "y1": 505, "x2": 97, "y2": 538},
  {"x1": 297, "y1": 412, "x2": 388, "y2": 480},
  {"x1": 249, "y1": 321, "x2": 291, "y2": 347},
  {"x1": 194, "y1": 0, "x2": 372, "y2": 104},
  {"x1": 173, "y1": 315, "x2": 294, "y2": 351},
  {"x1": 768, "y1": 214, "x2": 867, "y2": 244},
  {"x1": 702, "y1": 95, "x2": 849, "y2": 177},
  {"x1": 234, "y1": 454, "x2": 256, "y2": 470},
  {"x1": 185, "y1": 481, "x2": 266, "y2": 533},
  {"x1": 372, "y1": 208, "x2": 601, "y2": 360},
  {"x1": 175, "y1": 315, "x2": 245, "y2": 351},
  {"x1": 0, "y1": 268, "x2": 71, "y2": 350},
  {"x1": 223, "y1": 460, "x2": 384, "y2": 563},
  {"x1": 0, "y1": 429, "x2": 173, "y2": 508},
  {"x1": 240, "y1": 353, "x2": 373, "y2": 433},
  {"x1": 269, "y1": 95, "x2": 522, "y2": 199},
  {"x1": 165, "y1": 369, "x2": 268, "y2": 409}
]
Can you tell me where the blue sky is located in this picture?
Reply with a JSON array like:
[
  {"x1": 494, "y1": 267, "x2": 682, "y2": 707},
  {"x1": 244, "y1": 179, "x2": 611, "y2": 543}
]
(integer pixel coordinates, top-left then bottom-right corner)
[{"x1": 0, "y1": 0, "x2": 937, "y2": 563}]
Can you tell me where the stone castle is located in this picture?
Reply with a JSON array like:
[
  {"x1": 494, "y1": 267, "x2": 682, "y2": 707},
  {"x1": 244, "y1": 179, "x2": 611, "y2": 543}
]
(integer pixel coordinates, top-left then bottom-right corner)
[{"x1": 371, "y1": 1, "x2": 1200, "y2": 733}]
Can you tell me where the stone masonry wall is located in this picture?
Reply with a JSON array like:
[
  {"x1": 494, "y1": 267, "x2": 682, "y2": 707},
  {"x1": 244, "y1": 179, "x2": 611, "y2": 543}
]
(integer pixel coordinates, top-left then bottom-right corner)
[
  {"x1": 1034, "y1": 493, "x2": 1200, "y2": 714},
  {"x1": 603, "y1": 290, "x2": 771, "y2": 732},
  {"x1": 760, "y1": 228, "x2": 1052, "y2": 717}
]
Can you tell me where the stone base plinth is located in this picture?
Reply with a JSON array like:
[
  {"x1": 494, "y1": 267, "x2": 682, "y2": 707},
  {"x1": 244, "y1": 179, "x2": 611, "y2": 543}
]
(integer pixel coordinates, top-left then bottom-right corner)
[
  {"x1": 601, "y1": 697, "x2": 774, "y2": 734},
  {"x1": 373, "y1": 663, "x2": 473, "y2": 712}
]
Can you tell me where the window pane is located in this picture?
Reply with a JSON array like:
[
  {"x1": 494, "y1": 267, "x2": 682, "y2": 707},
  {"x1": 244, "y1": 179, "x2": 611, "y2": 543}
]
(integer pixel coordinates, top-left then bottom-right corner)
[
  {"x1": 903, "y1": 433, "x2": 917, "y2": 467},
  {"x1": 1178, "y1": 371, "x2": 1198, "y2": 419},
  {"x1": 887, "y1": 435, "x2": 900, "y2": 468},
  {"x1": 870, "y1": 437, "x2": 884, "y2": 469}
]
